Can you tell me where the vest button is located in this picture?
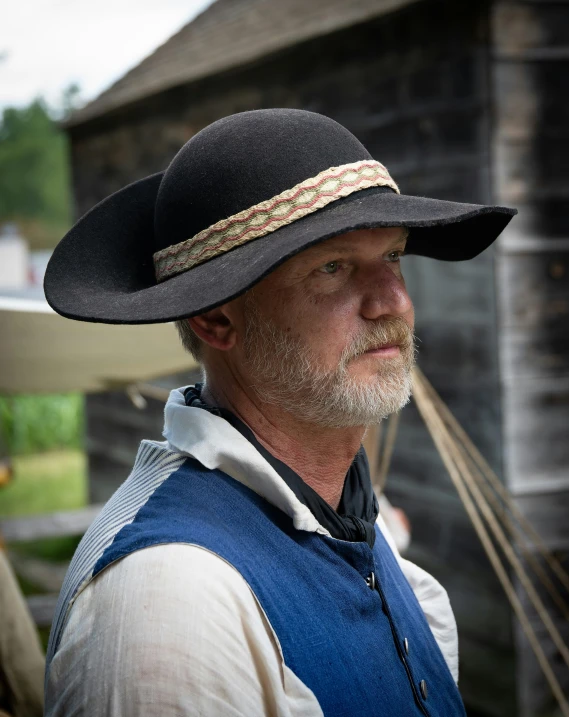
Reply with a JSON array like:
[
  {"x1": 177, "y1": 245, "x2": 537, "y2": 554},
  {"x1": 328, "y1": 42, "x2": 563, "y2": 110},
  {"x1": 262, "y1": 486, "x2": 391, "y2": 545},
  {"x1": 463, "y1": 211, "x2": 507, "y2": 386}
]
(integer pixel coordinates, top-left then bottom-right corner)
[
  {"x1": 365, "y1": 572, "x2": 376, "y2": 590},
  {"x1": 420, "y1": 679, "x2": 428, "y2": 700},
  {"x1": 404, "y1": 637, "x2": 409, "y2": 654}
]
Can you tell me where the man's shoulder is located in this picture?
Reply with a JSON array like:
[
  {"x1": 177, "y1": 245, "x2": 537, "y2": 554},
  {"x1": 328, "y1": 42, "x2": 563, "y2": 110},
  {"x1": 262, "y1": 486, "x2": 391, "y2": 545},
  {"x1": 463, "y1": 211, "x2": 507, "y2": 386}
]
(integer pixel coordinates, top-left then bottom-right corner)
[
  {"x1": 75, "y1": 543, "x2": 263, "y2": 619},
  {"x1": 66, "y1": 439, "x2": 271, "y2": 620},
  {"x1": 58, "y1": 544, "x2": 284, "y2": 695},
  {"x1": 46, "y1": 440, "x2": 190, "y2": 663},
  {"x1": 67, "y1": 440, "x2": 188, "y2": 584},
  {"x1": 46, "y1": 543, "x2": 324, "y2": 717}
]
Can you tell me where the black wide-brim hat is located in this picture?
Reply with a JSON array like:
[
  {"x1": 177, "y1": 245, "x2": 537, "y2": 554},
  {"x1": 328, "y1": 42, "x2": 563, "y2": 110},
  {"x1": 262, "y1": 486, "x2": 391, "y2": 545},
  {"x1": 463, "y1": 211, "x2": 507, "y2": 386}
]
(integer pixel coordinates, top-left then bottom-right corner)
[{"x1": 45, "y1": 108, "x2": 517, "y2": 324}]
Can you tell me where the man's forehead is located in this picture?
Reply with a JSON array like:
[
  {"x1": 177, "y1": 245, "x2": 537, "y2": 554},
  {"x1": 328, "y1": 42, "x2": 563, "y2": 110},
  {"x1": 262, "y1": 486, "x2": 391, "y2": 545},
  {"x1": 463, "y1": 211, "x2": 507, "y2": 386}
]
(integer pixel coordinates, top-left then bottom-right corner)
[{"x1": 305, "y1": 227, "x2": 409, "y2": 256}]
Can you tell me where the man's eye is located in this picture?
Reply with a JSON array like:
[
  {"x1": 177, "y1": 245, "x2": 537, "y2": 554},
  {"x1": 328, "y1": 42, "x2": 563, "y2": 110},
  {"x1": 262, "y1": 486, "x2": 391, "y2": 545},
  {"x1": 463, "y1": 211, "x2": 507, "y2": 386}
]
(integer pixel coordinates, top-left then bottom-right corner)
[
  {"x1": 320, "y1": 261, "x2": 340, "y2": 274},
  {"x1": 388, "y1": 250, "x2": 406, "y2": 262}
]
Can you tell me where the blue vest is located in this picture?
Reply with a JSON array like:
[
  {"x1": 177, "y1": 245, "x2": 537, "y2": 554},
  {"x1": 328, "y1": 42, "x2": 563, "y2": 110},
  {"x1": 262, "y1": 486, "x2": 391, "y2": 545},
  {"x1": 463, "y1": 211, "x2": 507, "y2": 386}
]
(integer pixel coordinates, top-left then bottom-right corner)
[{"x1": 89, "y1": 456, "x2": 465, "y2": 716}]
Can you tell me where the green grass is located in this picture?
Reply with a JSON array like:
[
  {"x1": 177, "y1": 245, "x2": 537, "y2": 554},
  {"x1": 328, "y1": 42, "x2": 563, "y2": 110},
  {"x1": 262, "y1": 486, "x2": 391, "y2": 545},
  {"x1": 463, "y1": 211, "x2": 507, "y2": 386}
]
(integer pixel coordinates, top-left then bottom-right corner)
[
  {"x1": 0, "y1": 450, "x2": 87, "y2": 518},
  {"x1": 0, "y1": 449, "x2": 87, "y2": 562},
  {"x1": 0, "y1": 393, "x2": 84, "y2": 456}
]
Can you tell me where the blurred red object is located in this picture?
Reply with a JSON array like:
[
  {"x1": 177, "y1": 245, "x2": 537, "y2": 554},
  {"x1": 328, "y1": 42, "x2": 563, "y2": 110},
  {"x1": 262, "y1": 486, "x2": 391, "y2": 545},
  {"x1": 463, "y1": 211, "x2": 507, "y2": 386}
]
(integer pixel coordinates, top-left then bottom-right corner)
[{"x1": 0, "y1": 459, "x2": 13, "y2": 488}]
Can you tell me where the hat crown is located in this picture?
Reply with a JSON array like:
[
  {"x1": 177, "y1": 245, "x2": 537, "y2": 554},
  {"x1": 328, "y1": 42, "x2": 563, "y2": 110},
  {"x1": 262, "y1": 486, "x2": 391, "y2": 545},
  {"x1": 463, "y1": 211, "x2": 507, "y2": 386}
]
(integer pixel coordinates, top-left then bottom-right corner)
[{"x1": 153, "y1": 108, "x2": 371, "y2": 253}]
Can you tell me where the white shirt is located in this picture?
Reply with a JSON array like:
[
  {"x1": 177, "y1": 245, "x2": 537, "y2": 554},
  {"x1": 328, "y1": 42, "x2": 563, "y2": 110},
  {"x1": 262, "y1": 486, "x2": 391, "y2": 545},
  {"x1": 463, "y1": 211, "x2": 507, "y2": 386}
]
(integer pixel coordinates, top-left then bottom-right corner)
[{"x1": 45, "y1": 387, "x2": 459, "y2": 716}]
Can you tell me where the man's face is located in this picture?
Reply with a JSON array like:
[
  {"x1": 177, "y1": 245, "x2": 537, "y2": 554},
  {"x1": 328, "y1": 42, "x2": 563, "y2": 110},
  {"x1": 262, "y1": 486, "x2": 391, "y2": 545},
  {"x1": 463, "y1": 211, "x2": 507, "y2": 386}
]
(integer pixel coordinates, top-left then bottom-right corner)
[{"x1": 232, "y1": 227, "x2": 417, "y2": 427}]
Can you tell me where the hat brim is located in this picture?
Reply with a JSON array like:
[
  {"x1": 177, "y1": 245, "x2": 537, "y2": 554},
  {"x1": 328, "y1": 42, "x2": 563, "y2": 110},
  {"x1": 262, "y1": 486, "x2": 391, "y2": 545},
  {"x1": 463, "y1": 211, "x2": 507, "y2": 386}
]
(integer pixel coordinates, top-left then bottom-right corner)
[{"x1": 44, "y1": 172, "x2": 517, "y2": 324}]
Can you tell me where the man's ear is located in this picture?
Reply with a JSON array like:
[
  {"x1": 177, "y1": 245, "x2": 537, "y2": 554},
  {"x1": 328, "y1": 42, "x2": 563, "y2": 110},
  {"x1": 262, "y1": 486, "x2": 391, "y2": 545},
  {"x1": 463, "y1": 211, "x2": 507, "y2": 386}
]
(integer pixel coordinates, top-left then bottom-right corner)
[{"x1": 187, "y1": 306, "x2": 237, "y2": 351}]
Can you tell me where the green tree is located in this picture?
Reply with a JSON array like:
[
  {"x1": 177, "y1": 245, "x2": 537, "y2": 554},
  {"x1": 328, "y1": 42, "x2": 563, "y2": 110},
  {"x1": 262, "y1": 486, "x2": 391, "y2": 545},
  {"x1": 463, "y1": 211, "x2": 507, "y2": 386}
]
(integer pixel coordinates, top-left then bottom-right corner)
[
  {"x1": 58, "y1": 82, "x2": 83, "y2": 122},
  {"x1": 0, "y1": 98, "x2": 70, "y2": 225},
  {"x1": 0, "y1": 84, "x2": 81, "y2": 248}
]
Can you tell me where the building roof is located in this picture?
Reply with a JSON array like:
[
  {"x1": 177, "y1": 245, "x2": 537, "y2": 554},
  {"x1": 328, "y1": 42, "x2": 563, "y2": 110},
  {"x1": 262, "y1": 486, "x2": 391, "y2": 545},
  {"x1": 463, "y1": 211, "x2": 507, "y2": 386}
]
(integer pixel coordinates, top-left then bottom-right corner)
[{"x1": 64, "y1": 0, "x2": 416, "y2": 127}]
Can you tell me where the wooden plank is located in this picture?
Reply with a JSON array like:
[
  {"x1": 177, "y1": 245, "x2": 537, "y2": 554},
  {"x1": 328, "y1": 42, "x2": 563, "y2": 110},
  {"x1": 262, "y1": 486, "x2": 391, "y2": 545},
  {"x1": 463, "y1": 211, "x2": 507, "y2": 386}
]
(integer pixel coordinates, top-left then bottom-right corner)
[
  {"x1": 26, "y1": 594, "x2": 59, "y2": 628},
  {"x1": 492, "y1": 56, "x2": 569, "y2": 207},
  {"x1": 8, "y1": 552, "x2": 69, "y2": 592},
  {"x1": 403, "y1": 251, "x2": 497, "y2": 327},
  {"x1": 513, "y1": 567, "x2": 569, "y2": 717},
  {"x1": 493, "y1": 2, "x2": 569, "y2": 58},
  {"x1": 405, "y1": 543, "x2": 515, "y2": 645},
  {"x1": 499, "y1": 236, "x2": 569, "y2": 253},
  {"x1": 492, "y1": 4, "x2": 569, "y2": 712},
  {"x1": 514, "y1": 618, "x2": 569, "y2": 717},
  {"x1": 88, "y1": 452, "x2": 137, "y2": 505},
  {"x1": 86, "y1": 437, "x2": 145, "y2": 468},
  {"x1": 502, "y1": 378, "x2": 569, "y2": 495},
  {"x1": 497, "y1": 251, "x2": 569, "y2": 329},
  {"x1": 0, "y1": 505, "x2": 104, "y2": 542},
  {"x1": 501, "y1": 324, "x2": 569, "y2": 381},
  {"x1": 86, "y1": 389, "x2": 170, "y2": 503},
  {"x1": 403, "y1": 545, "x2": 516, "y2": 716},
  {"x1": 513, "y1": 490, "x2": 569, "y2": 549},
  {"x1": 456, "y1": 634, "x2": 517, "y2": 717},
  {"x1": 389, "y1": 483, "x2": 516, "y2": 579}
]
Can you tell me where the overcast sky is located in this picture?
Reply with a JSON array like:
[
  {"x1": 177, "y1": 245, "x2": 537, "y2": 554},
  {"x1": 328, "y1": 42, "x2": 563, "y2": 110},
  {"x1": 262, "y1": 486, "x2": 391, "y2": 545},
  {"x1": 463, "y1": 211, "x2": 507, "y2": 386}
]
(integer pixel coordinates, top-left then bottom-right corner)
[{"x1": 0, "y1": 0, "x2": 214, "y2": 115}]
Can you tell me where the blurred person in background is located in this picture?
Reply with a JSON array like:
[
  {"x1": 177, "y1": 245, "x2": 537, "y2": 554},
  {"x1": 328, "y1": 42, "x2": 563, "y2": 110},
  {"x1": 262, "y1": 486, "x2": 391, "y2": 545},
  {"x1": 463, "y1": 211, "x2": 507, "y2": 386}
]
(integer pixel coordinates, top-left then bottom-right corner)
[
  {"x1": 42, "y1": 109, "x2": 516, "y2": 716},
  {"x1": 0, "y1": 528, "x2": 44, "y2": 717}
]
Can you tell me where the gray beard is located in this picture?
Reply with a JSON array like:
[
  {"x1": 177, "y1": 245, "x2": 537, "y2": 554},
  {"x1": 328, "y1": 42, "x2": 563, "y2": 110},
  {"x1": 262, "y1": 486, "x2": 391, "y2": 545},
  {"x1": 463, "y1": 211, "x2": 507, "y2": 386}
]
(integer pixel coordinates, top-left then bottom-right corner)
[{"x1": 241, "y1": 296, "x2": 418, "y2": 428}]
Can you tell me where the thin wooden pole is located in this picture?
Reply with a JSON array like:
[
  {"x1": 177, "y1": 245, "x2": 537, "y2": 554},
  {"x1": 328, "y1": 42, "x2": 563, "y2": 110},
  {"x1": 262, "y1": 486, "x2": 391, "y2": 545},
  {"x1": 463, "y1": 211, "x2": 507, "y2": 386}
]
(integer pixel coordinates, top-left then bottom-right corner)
[
  {"x1": 376, "y1": 411, "x2": 401, "y2": 495},
  {"x1": 413, "y1": 369, "x2": 569, "y2": 663},
  {"x1": 463, "y1": 448, "x2": 569, "y2": 621},
  {"x1": 415, "y1": 365, "x2": 569, "y2": 593},
  {"x1": 412, "y1": 369, "x2": 569, "y2": 717}
]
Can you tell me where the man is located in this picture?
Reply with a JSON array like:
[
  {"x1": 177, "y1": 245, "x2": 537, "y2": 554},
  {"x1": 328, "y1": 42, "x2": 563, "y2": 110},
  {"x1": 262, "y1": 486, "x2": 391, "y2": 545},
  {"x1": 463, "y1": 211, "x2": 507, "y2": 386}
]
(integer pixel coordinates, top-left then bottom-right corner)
[{"x1": 43, "y1": 108, "x2": 516, "y2": 715}]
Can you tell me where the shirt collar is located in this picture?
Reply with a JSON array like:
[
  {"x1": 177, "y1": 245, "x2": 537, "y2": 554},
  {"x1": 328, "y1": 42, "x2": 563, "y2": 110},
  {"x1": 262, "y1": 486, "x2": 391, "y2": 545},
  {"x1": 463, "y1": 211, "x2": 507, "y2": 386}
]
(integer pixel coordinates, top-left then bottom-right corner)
[
  {"x1": 183, "y1": 383, "x2": 379, "y2": 548},
  {"x1": 162, "y1": 385, "x2": 331, "y2": 537}
]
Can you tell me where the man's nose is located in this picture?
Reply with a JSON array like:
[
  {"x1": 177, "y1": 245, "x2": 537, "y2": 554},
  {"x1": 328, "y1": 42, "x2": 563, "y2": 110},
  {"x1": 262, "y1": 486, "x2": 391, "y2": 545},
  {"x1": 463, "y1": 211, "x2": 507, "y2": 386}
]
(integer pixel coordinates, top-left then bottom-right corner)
[{"x1": 358, "y1": 263, "x2": 413, "y2": 321}]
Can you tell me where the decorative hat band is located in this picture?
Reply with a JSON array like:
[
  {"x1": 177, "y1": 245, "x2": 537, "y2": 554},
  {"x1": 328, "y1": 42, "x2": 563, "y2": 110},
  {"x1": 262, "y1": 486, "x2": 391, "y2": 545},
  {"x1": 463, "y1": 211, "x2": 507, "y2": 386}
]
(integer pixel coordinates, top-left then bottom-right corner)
[{"x1": 153, "y1": 159, "x2": 400, "y2": 282}]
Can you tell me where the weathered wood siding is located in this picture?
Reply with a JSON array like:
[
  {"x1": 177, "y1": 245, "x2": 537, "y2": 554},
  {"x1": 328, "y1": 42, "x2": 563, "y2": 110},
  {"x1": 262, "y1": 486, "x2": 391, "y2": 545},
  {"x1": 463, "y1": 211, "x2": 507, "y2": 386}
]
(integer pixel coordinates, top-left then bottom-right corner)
[
  {"x1": 68, "y1": 1, "x2": 548, "y2": 713},
  {"x1": 86, "y1": 370, "x2": 201, "y2": 504},
  {"x1": 492, "y1": 1, "x2": 569, "y2": 715}
]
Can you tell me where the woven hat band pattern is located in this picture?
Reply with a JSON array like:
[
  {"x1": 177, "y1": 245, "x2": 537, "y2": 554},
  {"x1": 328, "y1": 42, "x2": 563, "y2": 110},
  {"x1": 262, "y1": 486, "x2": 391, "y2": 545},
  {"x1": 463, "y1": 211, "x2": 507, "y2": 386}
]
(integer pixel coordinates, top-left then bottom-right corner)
[{"x1": 153, "y1": 160, "x2": 399, "y2": 282}]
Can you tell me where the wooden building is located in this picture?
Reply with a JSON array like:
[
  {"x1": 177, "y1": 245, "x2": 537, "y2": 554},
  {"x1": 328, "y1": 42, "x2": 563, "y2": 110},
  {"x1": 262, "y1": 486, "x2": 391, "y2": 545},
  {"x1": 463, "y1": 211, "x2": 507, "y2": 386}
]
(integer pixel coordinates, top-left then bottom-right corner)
[{"x1": 62, "y1": 1, "x2": 569, "y2": 714}]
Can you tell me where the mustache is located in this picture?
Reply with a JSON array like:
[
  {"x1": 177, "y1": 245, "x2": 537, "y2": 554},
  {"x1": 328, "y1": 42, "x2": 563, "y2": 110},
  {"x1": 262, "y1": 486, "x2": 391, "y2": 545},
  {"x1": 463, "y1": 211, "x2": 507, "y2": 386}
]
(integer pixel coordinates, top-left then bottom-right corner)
[{"x1": 342, "y1": 318, "x2": 415, "y2": 362}]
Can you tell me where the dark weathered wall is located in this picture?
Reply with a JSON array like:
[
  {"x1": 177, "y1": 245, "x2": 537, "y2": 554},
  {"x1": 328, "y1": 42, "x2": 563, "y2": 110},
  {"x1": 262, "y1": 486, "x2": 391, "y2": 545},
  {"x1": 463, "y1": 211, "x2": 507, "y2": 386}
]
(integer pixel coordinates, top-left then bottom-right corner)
[
  {"x1": 86, "y1": 370, "x2": 201, "y2": 504},
  {"x1": 492, "y1": 1, "x2": 569, "y2": 715},
  {"x1": 75, "y1": 1, "x2": 520, "y2": 714}
]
